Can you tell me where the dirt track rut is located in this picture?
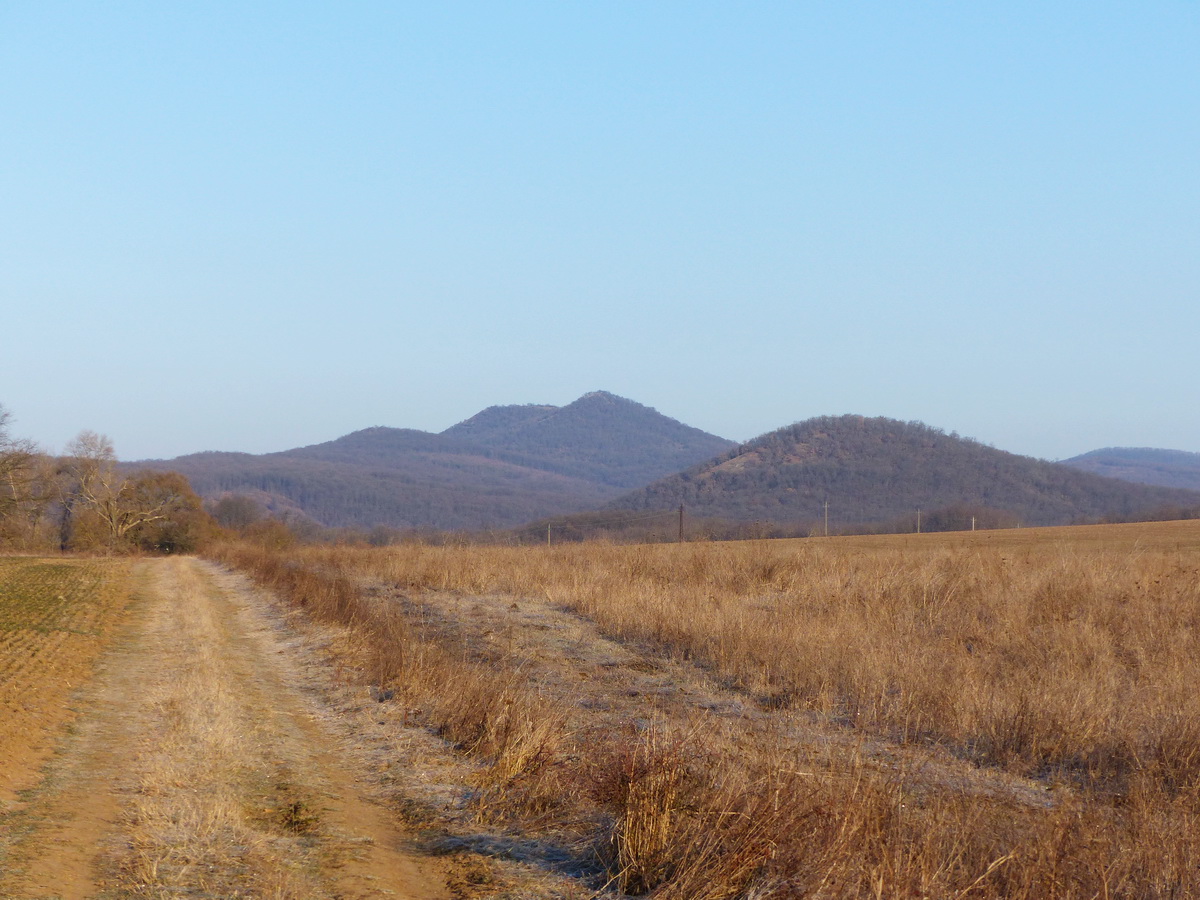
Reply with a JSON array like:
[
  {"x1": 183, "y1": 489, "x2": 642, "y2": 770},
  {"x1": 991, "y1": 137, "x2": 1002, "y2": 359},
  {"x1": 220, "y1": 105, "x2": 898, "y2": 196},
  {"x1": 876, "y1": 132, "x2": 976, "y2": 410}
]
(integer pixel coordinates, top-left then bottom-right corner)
[{"x1": 0, "y1": 556, "x2": 448, "y2": 900}]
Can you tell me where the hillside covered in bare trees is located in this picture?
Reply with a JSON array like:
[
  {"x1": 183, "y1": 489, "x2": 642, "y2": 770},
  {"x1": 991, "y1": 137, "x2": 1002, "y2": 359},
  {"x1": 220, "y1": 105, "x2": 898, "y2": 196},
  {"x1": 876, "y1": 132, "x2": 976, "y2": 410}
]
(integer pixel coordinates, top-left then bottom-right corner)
[{"x1": 610, "y1": 415, "x2": 1200, "y2": 533}]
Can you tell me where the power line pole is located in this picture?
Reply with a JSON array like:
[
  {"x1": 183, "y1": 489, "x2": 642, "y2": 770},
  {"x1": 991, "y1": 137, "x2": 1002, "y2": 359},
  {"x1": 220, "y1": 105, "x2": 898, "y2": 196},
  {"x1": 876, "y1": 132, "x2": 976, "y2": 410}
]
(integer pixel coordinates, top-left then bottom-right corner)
[
  {"x1": 547, "y1": 523, "x2": 551, "y2": 547},
  {"x1": 824, "y1": 500, "x2": 829, "y2": 537},
  {"x1": 916, "y1": 508, "x2": 921, "y2": 534},
  {"x1": 678, "y1": 504, "x2": 684, "y2": 542}
]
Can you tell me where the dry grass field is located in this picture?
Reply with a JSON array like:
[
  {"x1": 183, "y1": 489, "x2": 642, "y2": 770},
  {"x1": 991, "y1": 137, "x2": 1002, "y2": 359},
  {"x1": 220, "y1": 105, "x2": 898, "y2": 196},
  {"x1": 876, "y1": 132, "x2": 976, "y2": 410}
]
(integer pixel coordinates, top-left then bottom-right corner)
[
  {"x1": 4, "y1": 524, "x2": 1196, "y2": 897},
  {"x1": 0, "y1": 557, "x2": 136, "y2": 808},
  {"x1": 216, "y1": 520, "x2": 1200, "y2": 899}
]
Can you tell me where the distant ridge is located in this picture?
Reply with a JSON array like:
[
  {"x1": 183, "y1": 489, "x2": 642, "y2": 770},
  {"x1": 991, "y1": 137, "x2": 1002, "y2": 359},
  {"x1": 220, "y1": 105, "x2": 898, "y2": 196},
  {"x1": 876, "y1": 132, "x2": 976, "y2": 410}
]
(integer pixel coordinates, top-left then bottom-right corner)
[
  {"x1": 442, "y1": 404, "x2": 558, "y2": 443},
  {"x1": 133, "y1": 392, "x2": 733, "y2": 530},
  {"x1": 608, "y1": 415, "x2": 1200, "y2": 529},
  {"x1": 444, "y1": 391, "x2": 735, "y2": 488},
  {"x1": 1062, "y1": 447, "x2": 1200, "y2": 492}
]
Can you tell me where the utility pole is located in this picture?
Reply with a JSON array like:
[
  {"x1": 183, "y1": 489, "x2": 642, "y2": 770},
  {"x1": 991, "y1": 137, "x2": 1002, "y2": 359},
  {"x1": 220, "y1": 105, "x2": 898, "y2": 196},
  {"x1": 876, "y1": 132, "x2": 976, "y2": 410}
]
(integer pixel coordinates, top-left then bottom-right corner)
[
  {"x1": 678, "y1": 504, "x2": 684, "y2": 542},
  {"x1": 971, "y1": 516, "x2": 976, "y2": 532},
  {"x1": 547, "y1": 523, "x2": 551, "y2": 547},
  {"x1": 824, "y1": 500, "x2": 829, "y2": 537},
  {"x1": 916, "y1": 508, "x2": 921, "y2": 534}
]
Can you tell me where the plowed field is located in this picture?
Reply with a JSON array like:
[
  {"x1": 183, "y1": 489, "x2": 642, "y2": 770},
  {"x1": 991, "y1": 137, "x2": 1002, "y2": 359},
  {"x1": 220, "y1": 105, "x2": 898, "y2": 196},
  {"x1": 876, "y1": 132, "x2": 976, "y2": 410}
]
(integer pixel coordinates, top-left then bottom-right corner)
[{"x1": 0, "y1": 558, "x2": 136, "y2": 807}]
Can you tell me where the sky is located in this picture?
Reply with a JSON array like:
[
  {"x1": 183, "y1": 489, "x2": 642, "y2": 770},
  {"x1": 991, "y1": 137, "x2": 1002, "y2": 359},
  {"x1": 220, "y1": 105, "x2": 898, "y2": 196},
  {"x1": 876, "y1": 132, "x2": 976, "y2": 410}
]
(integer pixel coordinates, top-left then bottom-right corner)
[{"x1": 2, "y1": 2, "x2": 1197, "y2": 462}]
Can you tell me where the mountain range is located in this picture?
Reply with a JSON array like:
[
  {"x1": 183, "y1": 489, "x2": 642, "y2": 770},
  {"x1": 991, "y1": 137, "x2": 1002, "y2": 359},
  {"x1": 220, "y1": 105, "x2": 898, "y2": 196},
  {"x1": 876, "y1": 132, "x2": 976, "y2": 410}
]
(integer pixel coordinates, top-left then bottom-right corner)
[
  {"x1": 134, "y1": 392, "x2": 734, "y2": 530},
  {"x1": 1061, "y1": 447, "x2": 1200, "y2": 492},
  {"x1": 133, "y1": 393, "x2": 1200, "y2": 534}
]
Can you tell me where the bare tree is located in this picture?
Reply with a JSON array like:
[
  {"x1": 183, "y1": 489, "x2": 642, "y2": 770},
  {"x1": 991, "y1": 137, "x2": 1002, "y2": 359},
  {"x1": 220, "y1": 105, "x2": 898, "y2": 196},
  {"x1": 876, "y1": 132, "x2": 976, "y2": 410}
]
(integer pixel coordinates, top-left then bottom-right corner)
[
  {"x1": 0, "y1": 404, "x2": 39, "y2": 520},
  {"x1": 211, "y1": 493, "x2": 264, "y2": 530},
  {"x1": 62, "y1": 431, "x2": 184, "y2": 547}
]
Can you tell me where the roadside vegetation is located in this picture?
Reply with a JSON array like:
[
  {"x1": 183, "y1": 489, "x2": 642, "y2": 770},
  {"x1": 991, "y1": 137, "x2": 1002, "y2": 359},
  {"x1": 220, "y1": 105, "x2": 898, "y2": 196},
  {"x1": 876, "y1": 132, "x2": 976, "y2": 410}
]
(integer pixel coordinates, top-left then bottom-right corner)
[{"x1": 212, "y1": 520, "x2": 1200, "y2": 898}]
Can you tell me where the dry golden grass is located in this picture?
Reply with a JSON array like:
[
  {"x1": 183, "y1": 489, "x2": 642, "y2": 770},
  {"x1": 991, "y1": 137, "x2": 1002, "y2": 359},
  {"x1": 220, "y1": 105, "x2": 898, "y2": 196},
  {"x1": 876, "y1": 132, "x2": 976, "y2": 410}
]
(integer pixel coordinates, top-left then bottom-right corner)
[
  {"x1": 115, "y1": 558, "x2": 326, "y2": 899},
  {"x1": 213, "y1": 520, "x2": 1200, "y2": 898}
]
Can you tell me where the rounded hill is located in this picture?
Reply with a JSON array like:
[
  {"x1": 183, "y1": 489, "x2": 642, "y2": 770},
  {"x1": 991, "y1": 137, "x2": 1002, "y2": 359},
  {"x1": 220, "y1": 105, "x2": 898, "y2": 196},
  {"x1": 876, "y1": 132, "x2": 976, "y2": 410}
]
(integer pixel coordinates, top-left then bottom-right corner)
[{"x1": 609, "y1": 415, "x2": 1200, "y2": 529}]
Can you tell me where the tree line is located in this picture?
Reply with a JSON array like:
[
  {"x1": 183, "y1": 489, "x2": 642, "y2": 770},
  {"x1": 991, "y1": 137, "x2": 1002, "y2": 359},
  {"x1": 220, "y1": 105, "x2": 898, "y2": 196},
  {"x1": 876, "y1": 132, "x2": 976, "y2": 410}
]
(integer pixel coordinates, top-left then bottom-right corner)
[{"x1": 0, "y1": 405, "x2": 215, "y2": 553}]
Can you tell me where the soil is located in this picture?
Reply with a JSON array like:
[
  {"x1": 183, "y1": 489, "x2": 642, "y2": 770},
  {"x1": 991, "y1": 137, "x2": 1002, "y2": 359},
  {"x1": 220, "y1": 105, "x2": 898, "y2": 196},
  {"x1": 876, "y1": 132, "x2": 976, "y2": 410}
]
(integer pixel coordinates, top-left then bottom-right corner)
[{"x1": 0, "y1": 560, "x2": 135, "y2": 812}]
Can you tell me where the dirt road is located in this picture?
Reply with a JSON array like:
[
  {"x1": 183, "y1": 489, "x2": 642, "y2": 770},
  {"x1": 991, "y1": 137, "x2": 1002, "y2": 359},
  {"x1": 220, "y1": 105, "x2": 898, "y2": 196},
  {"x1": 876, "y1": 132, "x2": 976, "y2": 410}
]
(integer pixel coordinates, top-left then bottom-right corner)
[{"x1": 0, "y1": 556, "x2": 449, "y2": 900}]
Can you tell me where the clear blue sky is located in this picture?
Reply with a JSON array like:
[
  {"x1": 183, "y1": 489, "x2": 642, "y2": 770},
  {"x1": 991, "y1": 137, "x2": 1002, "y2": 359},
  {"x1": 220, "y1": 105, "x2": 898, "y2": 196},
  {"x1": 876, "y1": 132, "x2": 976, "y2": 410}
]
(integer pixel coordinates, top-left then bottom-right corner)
[{"x1": 3, "y1": 2, "x2": 1197, "y2": 461}]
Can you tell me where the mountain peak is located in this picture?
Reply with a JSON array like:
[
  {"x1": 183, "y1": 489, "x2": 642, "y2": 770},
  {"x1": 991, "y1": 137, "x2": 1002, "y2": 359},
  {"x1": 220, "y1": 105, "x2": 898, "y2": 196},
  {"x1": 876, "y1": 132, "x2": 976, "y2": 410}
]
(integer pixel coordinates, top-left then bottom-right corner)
[
  {"x1": 575, "y1": 390, "x2": 625, "y2": 403},
  {"x1": 610, "y1": 415, "x2": 1200, "y2": 528},
  {"x1": 443, "y1": 392, "x2": 733, "y2": 488}
]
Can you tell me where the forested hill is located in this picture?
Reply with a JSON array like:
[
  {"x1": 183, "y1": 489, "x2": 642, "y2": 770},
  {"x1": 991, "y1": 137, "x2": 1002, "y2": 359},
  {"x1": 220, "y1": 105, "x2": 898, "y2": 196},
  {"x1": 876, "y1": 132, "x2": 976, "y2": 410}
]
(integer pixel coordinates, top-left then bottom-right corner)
[
  {"x1": 132, "y1": 392, "x2": 733, "y2": 530},
  {"x1": 1062, "y1": 448, "x2": 1200, "y2": 492},
  {"x1": 441, "y1": 391, "x2": 735, "y2": 487},
  {"x1": 608, "y1": 416, "x2": 1200, "y2": 530}
]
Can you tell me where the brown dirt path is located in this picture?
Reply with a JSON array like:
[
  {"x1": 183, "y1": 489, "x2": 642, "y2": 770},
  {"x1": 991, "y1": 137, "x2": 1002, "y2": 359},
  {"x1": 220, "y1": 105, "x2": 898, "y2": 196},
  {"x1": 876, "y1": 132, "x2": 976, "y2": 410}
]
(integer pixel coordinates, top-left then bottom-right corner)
[{"x1": 0, "y1": 556, "x2": 450, "y2": 900}]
